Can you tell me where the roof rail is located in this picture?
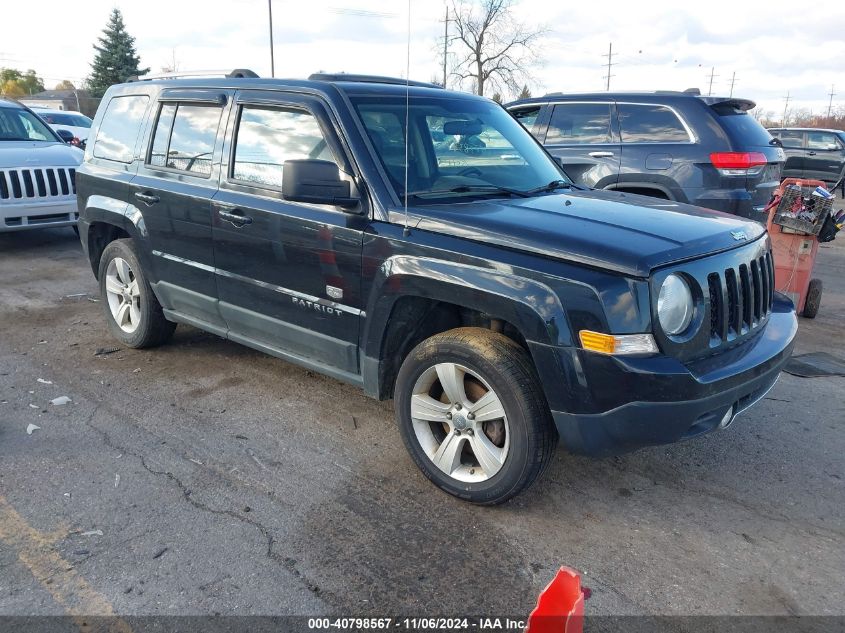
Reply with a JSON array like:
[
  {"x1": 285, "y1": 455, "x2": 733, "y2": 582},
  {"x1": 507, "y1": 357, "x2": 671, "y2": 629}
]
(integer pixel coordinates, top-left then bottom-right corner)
[
  {"x1": 129, "y1": 68, "x2": 259, "y2": 82},
  {"x1": 308, "y1": 72, "x2": 443, "y2": 89}
]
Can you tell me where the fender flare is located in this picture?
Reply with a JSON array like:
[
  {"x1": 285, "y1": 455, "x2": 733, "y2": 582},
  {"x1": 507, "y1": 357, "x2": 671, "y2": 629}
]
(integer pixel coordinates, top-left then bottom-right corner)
[
  {"x1": 361, "y1": 256, "x2": 574, "y2": 358},
  {"x1": 81, "y1": 196, "x2": 153, "y2": 279}
]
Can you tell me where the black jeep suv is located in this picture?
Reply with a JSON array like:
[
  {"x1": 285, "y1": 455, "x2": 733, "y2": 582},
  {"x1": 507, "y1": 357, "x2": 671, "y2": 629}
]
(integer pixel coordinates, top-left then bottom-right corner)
[
  {"x1": 76, "y1": 72, "x2": 796, "y2": 504},
  {"x1": 506, "y1": 91, "x2": 785, "y2": 223},
  {"x1": 767, "y1": 127, "x2": 845, "y2": 192}
]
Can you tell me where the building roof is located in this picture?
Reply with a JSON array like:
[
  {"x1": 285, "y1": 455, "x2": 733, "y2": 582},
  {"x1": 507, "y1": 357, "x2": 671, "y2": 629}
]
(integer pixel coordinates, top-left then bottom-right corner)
[{"x1": 23, "y1": 89, "x2": 90, "y2": 100}]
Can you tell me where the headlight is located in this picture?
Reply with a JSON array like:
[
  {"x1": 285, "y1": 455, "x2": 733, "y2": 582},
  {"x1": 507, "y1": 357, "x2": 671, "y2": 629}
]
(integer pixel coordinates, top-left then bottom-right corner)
[{"x1": 657, "y1": 274, "x2": 693, "y2": 335}]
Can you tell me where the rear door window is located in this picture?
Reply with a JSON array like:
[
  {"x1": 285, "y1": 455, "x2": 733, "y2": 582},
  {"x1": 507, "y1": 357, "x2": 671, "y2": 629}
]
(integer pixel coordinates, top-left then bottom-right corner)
[
  {"x1": 618, "y1": 104, "x2": 690, "y2": 143},
  {"x1": 93, "y1": 95, "x2": 150, "y2": 163},
  {"x1": 772, "y1": 130, "x2": 803, "y2": 148},
  {"x1": 546, "y1": 103, "x2": 612, "y2": 144},
  {"x1": 511, "y1": 106, "x2": 541, "y2": 131},
  {"x1": 146, "y1": 103, "x2": 222, "y2": 176},
  {"x1": 807, "y1": 131, "x2": 841, "y2": 150}
]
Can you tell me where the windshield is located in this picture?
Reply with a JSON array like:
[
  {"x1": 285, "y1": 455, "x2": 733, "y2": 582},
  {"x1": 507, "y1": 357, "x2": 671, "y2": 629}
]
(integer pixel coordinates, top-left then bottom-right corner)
[
  {"x1": 39, "y1": 112, "x2": 93, "y2": 128},
  {"x1": 351, "y1": 95, "x2": 568, "y2": 202},
  {"x1": 0, "y1": 107, "x2": 58, "y2": 142}
]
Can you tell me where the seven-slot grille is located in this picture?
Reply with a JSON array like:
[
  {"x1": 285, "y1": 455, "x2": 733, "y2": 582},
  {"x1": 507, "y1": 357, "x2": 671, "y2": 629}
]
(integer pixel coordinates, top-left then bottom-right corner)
[
  {"x1": 0, "y1": 167, "x2": 76, "y2": 201},
  {"x1": 707, "y1": 250, "x2": 775, "y2": 343}
]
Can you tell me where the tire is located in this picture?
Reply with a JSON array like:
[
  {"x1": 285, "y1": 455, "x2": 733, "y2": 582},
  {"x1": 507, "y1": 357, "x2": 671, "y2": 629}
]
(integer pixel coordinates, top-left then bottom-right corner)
[
  {"x1": 803, "y1": 278, "x2": 822, "y2": 319},
  {"x1": 97, "y1": 238, "x2": 176, "y2": 348},
  {"x1": 395, "y1": 327, "x2": 557, "y2": 505}
]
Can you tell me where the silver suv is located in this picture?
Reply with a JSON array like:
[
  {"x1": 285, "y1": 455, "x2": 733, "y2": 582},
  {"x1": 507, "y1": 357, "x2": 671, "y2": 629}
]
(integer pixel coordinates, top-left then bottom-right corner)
[{"x1": 0, "y1": 98, "x2": 82, "y2": 232}]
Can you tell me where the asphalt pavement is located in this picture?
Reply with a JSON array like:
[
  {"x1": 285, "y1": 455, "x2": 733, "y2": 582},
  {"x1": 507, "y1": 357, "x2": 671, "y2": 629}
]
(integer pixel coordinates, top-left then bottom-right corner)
[{"x1": 0, "y1": 227, "x2": 843, "y2": 621}]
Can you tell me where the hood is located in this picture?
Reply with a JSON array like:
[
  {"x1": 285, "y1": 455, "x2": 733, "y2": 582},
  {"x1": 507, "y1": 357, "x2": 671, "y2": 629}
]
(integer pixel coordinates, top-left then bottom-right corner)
[
  {"x1": 0, "y1": 141, "x2": 83, "y2": 169},
  {"x1": 411, "y1": 189, "x2": 766, "y2": 277}
]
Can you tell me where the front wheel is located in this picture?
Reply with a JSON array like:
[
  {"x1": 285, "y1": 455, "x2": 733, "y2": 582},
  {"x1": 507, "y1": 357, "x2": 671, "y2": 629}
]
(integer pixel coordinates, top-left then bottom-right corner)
[{"x1": 395, "y1": 328, "x2": 557, "y2": 505}]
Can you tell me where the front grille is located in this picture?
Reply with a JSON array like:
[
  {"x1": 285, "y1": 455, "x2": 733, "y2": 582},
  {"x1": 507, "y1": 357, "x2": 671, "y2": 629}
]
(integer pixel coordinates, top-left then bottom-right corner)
[
  {"x1": 0, "y1": 167, "x2": 76, "y2": 201},
  {"x1": 707, "y1": 250, "x2": 774, "y2": 344}
]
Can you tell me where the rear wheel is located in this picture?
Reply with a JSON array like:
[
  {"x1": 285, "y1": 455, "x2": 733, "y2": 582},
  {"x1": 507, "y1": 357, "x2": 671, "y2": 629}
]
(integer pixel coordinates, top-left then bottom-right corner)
[
  {"x1": 98, "y1": 239, "x2": 176, "y2": 348},
  {"x1": 803, "y1": 278, "x2": 822, "y2": 319},
  {"x1": 395, "y1": 328, "x2": 557, "y2": 505}
]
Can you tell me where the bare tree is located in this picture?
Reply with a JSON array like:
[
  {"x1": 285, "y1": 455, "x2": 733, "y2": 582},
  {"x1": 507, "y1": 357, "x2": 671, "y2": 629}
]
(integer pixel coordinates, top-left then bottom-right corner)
[{"x1": 450, "y1": 0, "x2": 544, "y2": 97}]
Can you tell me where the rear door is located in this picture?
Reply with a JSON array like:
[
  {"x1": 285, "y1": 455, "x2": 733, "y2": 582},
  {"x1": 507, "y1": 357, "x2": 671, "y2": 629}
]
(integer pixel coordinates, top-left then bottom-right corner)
[
  {"x1": 211, "y1": 90, "x2": 367, "y2": 377},
  {"x1": 536, "y1": 101, "x2": 620, "y2": 188},
  {"x1": 805, "y1": 130, "x2": 845, "y2": 184},
  {"x1": 770, "y1": 129, "x2": 805, "y2": 179},
  {"x1": 130, "y1": 89, "x2": 232, "y2": 331}
]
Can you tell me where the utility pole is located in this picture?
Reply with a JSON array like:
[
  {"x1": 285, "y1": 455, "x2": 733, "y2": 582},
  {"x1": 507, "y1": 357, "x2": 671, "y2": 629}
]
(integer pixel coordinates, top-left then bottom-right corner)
[
  {"x1": 707, "y1": 67, "x2": 718, "y2": 96},
  {"x1": 728, "y1": 71, "x2": 738, "y2": 98},
  {"x1": 827, "y1": 84, "x2": 836, "y2": 119},
  {"x1": 268, "y1": 0, "x2": 275, "y2": 78},
  {"x1": 442, "y1": 6, "x2": 449, "y2": 88},
  {"x1": 782, "y1": 91, "x2": 791, "y2": 126},
  {"x1": 602, "y1": 42, "x2": 615, "y2": 91}
]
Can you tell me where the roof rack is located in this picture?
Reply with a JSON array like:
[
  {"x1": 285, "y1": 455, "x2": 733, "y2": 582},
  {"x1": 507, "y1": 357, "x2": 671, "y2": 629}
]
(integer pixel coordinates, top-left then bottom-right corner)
[
  {"x1": 308, "y1": 72, "x2": 443, "y2": 89},
  {"x1": 129, "y1": 68, "x2": 259, "y2": 82}
]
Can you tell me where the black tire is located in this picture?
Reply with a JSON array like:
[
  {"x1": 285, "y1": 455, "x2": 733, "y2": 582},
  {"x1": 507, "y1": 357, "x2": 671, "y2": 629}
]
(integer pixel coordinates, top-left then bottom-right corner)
[
  {"x1": 97, "y1": 238, "x2": 176, "y2": 348},
  {"x1": 803, "y1": 278, "x2": 822, "y2": 319},
  {"x1": 395, "y1": 327, "x2": 557, "y2": 505}
]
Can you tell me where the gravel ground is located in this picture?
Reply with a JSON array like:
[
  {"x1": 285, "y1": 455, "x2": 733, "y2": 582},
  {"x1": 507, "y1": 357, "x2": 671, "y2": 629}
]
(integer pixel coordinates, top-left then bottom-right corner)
[{"x1": 0, "y1": 227, "x2": 843, "y2": 621}]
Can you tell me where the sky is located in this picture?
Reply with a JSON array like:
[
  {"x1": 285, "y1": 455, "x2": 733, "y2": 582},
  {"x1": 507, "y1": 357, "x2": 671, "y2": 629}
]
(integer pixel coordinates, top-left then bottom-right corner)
[{"x1": 2, "y1": 0, "x2": 843, "y2": 119}]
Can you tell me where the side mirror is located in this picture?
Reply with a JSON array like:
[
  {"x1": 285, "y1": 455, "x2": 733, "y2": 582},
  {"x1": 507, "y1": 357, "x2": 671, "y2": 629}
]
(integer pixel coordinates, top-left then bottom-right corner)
[
  {"x1": 55, "y1": 129, "x2": 75, "y2": 144},
  {"x1": 282, "y1": 159, "x2": 360, "y2": 209}
]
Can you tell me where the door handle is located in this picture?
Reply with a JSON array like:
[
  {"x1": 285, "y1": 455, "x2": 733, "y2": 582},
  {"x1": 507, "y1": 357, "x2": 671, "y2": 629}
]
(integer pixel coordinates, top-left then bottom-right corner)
[
  {"x1": 588, "y1": 151, "x2": 614, "y2": 158},
  {"x1": 219, "y1": 209, "x2": 253, "y2": 228},
  {"x1": 134, "y1": 191, "x2": 160, "y2": 205},
  {"x1": 807, "y1": 151, "x2": 817, "y2": 156}
]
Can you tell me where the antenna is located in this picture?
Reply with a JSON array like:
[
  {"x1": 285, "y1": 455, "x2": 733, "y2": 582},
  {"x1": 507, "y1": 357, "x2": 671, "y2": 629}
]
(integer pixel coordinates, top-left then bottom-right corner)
[{"x1": 403, "y1": 0, "x2": 411, "y2": 237}]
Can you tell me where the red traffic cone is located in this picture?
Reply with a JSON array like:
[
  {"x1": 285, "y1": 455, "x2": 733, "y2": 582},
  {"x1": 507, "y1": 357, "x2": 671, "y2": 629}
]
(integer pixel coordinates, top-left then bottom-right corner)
[{"x1": 525, "y1": 566, "x2": 585, "y2": 633}]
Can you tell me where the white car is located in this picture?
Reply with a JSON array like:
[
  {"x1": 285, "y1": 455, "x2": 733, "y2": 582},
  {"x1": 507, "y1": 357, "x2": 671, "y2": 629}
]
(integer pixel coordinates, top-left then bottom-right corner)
[
  {"x1": 1, "y1": 99, "x2": 83, "y2": 232},
  {"x1": 32, "y1": 108, "x2": 93, "y2": 144}
]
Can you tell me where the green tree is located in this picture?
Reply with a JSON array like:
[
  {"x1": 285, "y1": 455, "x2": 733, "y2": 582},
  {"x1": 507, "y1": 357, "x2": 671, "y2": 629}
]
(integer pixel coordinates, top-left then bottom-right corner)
[
  {"x1": 0, "y1": 68, "x2": 45, "y2": 96},
  {"x1": 87, "y1": 9, "x2": 148, "y2": 98},
  {"x1": 55, "y1": 80, "x2": 76, "y2": 90},
  {"x1": 518, "y1": 84, "x2": 531, "y2": 99}
]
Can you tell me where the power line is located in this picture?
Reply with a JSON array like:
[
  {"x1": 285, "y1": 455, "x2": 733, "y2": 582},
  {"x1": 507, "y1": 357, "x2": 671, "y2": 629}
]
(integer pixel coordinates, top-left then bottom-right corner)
[
  {"x1": 602, "y1": 42, "x2": 615, "y2": 91},
  {"x1": 728, "y1": 71, "x2": 738, "y2": 98},
  {"x1": 707, "y1": 66, "x2": 718, "y2": 96},
  {"x1": 782, "y1": 91, "x2": 791, "y2": 126},
  {"x1": 827, "y1": 84, "x2": 836, "y2": 119}
]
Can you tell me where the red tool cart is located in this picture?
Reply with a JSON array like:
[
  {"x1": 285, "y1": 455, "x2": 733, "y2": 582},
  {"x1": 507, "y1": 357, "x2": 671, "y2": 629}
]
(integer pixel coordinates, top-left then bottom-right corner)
[{"x1": 765, "y1": 178, "x2": 837, "y2": 318}]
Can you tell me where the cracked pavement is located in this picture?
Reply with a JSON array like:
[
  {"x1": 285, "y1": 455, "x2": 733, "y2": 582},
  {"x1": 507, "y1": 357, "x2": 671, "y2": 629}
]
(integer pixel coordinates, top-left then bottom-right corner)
[{"x1": 0, "y1": 228, "x2": 843, "y2": 617}]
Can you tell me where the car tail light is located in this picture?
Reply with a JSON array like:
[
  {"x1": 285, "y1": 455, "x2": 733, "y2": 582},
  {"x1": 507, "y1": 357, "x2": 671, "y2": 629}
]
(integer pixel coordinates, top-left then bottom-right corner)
[{"x1": 710, "y1": 151, "x2": 768, "y2": 176}]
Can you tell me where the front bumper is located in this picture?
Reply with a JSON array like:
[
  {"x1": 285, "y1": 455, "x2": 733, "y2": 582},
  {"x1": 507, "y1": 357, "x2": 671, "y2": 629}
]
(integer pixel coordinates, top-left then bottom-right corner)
[
  {"x1": 544, "y1": 295, "x2": 797, "y2": 456},
  {"x1": 0, "y1": 199, "x2": 78, "y2": 231}
]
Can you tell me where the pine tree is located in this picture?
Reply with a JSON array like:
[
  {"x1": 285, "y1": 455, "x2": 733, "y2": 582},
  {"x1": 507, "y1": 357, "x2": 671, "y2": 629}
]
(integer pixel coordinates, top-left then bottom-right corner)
[
  {"x1": 518, "y1": 84, "x2": 532, "y2": 100},
  {"x1": 87, "y1": 9, "x2": 148, "y2": 98}
]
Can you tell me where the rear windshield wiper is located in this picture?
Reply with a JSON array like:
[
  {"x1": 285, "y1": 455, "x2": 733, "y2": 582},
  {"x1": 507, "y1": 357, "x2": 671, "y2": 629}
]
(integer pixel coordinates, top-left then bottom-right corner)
[
  {"x1": 407, "y1": 184, "x2": 531, "y2": 199},
  {"x1": 769, "y1": 138, "x2": 783, "y2": 147}
]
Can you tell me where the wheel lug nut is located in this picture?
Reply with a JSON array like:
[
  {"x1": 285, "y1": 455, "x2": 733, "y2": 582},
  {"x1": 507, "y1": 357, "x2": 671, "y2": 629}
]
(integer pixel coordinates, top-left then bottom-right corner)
[
  {"x1": 454, "y1": 429, "x2": 461, "y2": 436},
  {"x1": 446, "y1": 412, "x2": 452, "y2": 420},
  {"x1": 466, "y1": 429, "x2": 474, "y2": 436},
  {"x1": 467, "y1": 413, "x2": 475, "y2": 420},
  {"x1": 455, "y1": 403, "x2": 462, "y2": 410}
]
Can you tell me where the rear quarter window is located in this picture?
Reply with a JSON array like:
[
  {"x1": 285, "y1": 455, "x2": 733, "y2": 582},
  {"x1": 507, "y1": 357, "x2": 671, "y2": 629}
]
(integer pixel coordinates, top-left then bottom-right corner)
[
  {"x1": 713, "y1": 109, "x2": 774, "y2": 147},
  {"x1": 93, "y1": 95, "x2": 150, "y2": 163}
]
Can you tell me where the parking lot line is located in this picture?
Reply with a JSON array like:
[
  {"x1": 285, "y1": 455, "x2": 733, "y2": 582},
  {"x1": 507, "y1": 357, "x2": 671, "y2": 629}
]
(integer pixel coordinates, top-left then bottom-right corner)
[{"x1": 0, "y1": 495, "x2": 133, "y2": 632}]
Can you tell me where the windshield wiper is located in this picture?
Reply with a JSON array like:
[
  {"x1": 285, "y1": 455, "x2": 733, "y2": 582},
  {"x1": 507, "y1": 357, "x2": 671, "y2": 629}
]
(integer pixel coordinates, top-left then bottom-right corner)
[
  {"x1": 525, "y1": 179, "x2": 573, "y2": 194},
  {"x1": 407, "y1": 184, "x2": 531, "y2": 199}
]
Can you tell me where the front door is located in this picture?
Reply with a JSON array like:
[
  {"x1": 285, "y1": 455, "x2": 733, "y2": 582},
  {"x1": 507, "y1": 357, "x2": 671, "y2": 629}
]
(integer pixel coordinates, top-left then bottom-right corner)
[
  {"x1": 211, "y1": 90, "x2": 367, "y2": 376},
  {"x1": 537, "y1": 101, "x2": 621, "y2": 189},
  {"x1": 130, "y1": 90, "x2": 232, "y2": 330}
]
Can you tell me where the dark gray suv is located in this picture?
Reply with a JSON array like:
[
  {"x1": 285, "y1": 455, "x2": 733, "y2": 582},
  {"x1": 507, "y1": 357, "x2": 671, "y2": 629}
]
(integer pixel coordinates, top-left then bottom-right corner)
[
  {"x1": 506, "y1": 91, "x2": 785, "y2": 223},
  {"x1": 767, "y1": 127, "x2": 845, "y2": 192}
]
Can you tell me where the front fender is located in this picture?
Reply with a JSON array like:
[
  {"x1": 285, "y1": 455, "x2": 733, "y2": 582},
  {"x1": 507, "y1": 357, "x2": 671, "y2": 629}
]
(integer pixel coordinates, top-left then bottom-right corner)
[{"x1": 361, "y1": 256, "x2": 573, "y2": 360}]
